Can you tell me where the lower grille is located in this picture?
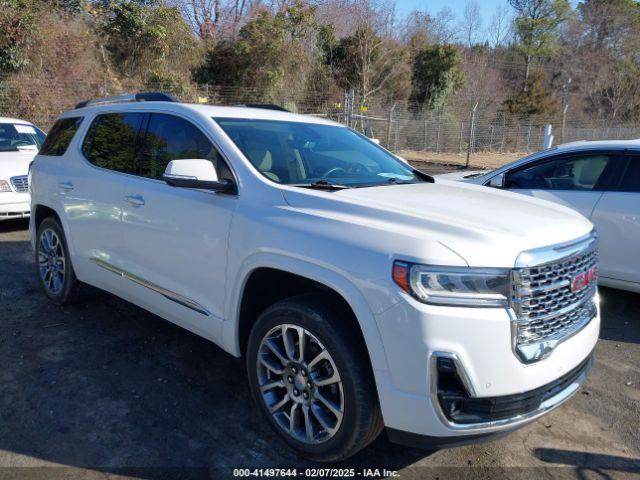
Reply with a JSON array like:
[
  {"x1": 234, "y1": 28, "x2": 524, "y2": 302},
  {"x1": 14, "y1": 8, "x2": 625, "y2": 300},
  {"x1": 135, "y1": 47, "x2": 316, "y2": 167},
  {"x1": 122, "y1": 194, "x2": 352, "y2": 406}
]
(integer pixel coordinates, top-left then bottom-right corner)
[
  {"x1": 511, "y1": 232, "x2": 598, "y2": 362},
  {"x1": 10, "y1": 175, "x2": 28, "y2": 193},
  {"x1": 435, "y1": 354, "x2": 593, "y2": 425}
]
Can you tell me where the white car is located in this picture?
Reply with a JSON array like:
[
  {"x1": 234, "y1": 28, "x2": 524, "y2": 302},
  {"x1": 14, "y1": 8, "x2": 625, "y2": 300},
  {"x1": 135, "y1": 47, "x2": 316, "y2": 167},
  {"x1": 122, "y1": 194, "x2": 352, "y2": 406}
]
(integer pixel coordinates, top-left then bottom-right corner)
[
  {"x1": 438, "y1": 140, "x2": 640, "y2": 293},
  {"x1": 0, "y1": 117, "x2": 45, "y2": 220},
  {"x1": 30, "y1": 93, "x2": 599, "y2": 461}
]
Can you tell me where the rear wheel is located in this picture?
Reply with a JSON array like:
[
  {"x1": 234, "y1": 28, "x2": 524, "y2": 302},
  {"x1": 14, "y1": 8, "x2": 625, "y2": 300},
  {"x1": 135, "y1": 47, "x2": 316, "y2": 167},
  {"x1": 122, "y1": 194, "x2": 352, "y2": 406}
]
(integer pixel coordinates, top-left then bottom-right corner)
[
  {"x1": 246, "y1": 294, "x2": 383, "y2": 462},
  {"x1": 35, "y1": 217, "x2": 82, "y2": 305}
]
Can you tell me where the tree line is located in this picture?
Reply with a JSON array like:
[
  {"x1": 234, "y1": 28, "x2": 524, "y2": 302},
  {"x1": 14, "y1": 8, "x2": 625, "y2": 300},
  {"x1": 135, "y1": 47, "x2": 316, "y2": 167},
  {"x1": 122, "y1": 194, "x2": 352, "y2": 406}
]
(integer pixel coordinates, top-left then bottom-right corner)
[{"x1": 1, "y1": 0, "x2": 640, "y2": 125}]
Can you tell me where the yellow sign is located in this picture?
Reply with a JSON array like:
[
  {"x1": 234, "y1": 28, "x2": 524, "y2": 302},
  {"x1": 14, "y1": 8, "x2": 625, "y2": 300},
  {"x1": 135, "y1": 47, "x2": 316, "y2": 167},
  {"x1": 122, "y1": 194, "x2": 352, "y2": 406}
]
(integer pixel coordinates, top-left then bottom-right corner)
[{"x1": 197, "y1": 96, "x2": 209, "y2": 104}]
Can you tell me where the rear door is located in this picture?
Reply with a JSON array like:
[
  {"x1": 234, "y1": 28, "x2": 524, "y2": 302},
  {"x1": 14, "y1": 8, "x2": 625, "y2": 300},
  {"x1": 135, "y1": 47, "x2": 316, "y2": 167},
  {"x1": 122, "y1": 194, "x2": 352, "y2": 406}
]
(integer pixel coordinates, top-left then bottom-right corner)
[
  {"x1": 59, "y1": 112, "x2": 145, "y2": 293},
  {"x1": 119, "y1": 112, "x2": 238, "y2": 342},
  {"x1": 502, "y1": 151, "x2": 625, "y2": 218},
  {"x1": 590, "y1": 155, "x2": 640, "y2": 285}
]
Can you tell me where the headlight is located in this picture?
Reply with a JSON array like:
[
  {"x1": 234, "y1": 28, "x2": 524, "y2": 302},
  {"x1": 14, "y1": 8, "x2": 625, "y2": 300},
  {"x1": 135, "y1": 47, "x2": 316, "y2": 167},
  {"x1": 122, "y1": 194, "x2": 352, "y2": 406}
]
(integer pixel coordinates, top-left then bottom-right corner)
[
  {"x1": 0, "y1": 180, "x2": 11, "y2": 193},
  {"x1": 392, "y1": 261, "x2": 510, "y2": 307}
]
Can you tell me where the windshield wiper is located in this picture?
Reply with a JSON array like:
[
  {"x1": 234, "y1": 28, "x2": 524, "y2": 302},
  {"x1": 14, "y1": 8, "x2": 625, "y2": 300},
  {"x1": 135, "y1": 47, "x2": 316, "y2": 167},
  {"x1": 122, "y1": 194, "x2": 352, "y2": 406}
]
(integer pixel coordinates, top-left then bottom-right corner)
[
  {"x1": 386, "y1": 177, "x2": 415, "y2": 185},
  {"x1": 292, "y1": 180, "x2": 352, "y2": 190}
]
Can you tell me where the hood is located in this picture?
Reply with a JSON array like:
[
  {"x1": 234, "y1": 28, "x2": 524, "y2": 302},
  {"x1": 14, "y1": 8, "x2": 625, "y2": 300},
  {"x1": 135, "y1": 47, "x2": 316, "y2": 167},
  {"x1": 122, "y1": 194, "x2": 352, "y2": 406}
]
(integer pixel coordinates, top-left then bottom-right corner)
[
  {"x1": 0, "y1": 150, "x2": 36, "y2": 179},
  {"x1": 281, "y1": 179, "x2": 593, "y2": 268}
]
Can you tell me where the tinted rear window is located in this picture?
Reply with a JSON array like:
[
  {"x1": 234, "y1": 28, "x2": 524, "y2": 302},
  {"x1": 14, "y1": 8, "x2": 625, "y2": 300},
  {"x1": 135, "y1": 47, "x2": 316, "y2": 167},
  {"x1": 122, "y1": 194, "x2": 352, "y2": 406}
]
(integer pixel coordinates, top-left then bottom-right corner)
[
  {"x1": 82, "y1": 113, "x2": 145, "y2": 175},
  {"x1": 39, "y1": 117, "x2": 83, "y2": 156}
]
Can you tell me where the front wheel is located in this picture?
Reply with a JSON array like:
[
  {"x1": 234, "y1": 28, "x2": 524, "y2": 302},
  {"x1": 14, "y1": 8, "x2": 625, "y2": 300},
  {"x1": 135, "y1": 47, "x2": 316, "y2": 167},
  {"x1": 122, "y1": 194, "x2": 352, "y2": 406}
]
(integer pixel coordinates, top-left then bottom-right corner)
[{"x1": 246, "y1": 294, "x2": 383, "y2": 462}]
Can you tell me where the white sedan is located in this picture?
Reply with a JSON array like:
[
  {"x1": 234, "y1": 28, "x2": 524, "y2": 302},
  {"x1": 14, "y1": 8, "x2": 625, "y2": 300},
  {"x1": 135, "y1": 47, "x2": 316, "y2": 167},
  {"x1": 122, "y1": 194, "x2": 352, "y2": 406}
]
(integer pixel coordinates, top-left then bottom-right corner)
[
  {"x1": 437, "y1": 140, "x2": 640, "y2": 293},
  {"x1": 0, "y1": 117, "x2": 45, "y2": 220}
]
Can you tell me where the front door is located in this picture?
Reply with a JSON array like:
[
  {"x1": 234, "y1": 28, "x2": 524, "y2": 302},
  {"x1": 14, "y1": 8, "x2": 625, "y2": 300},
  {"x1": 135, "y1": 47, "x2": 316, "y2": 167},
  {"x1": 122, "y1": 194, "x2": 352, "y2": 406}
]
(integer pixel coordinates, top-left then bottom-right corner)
[
  {"x1": 590, "y1": 156, "x2": 640, "y2": 285},
  {"x1": 120, "y1": 112, "x2": 237, "y2": 342},
  {"x1": 503, "y1": 152, "x2": 625, "y2": 218}
]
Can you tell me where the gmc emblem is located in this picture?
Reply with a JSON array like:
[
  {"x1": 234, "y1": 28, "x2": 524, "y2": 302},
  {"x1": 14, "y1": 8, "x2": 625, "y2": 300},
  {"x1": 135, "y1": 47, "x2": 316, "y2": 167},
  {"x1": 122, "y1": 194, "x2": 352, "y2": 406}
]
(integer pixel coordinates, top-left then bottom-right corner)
[{"x1": 571, "y1": 267, "x2": 597, "y2": 292}]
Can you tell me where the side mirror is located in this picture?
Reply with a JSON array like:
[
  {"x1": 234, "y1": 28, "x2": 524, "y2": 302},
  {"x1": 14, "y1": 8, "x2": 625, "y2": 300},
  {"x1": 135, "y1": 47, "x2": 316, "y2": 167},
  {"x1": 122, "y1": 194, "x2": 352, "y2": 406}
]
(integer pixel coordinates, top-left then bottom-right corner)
[
  {"x1": 487, "y1": 173, "x2": 505, "y2": 188},
  {"x1": 163, "y1": 159, "x2": 236, "y2": 194}
]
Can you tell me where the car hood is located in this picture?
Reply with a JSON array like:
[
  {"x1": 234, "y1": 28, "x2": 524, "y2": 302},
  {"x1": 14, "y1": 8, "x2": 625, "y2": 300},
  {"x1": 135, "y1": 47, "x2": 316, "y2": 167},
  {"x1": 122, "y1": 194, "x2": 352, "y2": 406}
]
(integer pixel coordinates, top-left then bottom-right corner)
[
  {"x1": 281, "y1": 179, "x2": 594, "y2": 268},
  {"x1": 0, "y1": 150, "x2": 36, "y2": 179}
]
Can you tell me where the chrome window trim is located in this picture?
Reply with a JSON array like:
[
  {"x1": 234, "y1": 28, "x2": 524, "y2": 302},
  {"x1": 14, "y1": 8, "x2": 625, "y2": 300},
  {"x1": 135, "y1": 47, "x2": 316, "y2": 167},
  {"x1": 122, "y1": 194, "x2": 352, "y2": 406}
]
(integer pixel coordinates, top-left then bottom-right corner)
[
  {"x1": 429, "y1": 351, "x2": 593, "y2": 433},
  {"x1": 91, "y1": 257, "x2": 210, "y2": 316}
]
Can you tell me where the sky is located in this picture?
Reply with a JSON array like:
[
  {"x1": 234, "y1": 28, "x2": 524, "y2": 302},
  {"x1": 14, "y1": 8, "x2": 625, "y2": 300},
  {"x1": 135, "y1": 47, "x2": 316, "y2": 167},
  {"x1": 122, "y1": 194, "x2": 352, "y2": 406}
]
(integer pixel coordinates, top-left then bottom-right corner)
[{"x1": 394, "y1": 0, "x2": 508, "y2": 26}]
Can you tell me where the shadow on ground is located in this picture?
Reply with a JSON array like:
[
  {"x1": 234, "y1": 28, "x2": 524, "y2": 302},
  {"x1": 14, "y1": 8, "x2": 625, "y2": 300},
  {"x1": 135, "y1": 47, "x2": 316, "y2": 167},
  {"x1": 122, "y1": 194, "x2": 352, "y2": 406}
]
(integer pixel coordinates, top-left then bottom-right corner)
[
  {"x1": 598, "y1": 287, "x2": 640, "y2": 344},
  {"x1": 0, "y1": 222, "x2": 428, "y2": 477},
  {"x1": 0, "y1": 218, "x2": 30, "y2": 233},
  {"x1": 1, "y1": 218, "x2": 639, "y2": 479},
  {"x1": 535, "y1": 448, "x2": 640, "y2": 480}
]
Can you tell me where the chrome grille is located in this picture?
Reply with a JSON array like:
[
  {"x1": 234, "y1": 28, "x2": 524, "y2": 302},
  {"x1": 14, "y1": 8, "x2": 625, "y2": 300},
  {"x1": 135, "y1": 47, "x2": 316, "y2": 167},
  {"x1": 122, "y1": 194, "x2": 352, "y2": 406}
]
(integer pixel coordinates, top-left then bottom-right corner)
[
  {"x1": 515, "y1": 297, "x2": 596, "y2": 345},
  {"x1": 511, "y1": 233, "x2": 598, "y2": 362},
  {"x1": 10, "y1": 175, "x2": 28, "y2": 193}
]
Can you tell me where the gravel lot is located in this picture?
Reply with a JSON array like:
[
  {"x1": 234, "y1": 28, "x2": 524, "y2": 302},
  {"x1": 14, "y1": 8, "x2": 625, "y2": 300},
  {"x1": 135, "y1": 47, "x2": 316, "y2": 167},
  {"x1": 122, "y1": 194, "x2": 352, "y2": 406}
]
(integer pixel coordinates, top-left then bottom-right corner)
[{"x1": 0, "y1": 218, "x2": 638, "y2": 480}]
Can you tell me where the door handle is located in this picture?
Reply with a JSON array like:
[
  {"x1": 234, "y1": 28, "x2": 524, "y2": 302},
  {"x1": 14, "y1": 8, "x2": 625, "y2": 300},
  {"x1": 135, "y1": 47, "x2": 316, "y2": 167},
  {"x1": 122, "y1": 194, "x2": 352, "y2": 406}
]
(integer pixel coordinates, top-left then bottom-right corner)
[
  {"x1": 58, "y1": 181, "x2": 74, "y2": 192},
  {"x1": 124, "y1": 194, "x2": 145, "y2": 207}
]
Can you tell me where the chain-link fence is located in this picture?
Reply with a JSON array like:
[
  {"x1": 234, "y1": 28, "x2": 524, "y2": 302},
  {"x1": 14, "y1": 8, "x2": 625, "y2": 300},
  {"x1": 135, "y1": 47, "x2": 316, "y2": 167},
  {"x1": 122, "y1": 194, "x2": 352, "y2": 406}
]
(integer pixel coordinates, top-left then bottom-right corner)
[{"x1": 2, "y1": 75, "x2": 640, "y2": 166}]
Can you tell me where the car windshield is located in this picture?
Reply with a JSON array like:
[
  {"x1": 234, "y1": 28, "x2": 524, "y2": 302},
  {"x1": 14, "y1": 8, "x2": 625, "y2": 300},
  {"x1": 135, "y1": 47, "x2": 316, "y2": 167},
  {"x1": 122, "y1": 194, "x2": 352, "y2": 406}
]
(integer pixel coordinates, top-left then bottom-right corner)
[
  {"x1": 0, "y1": 123, "x2": 46, "y2": 152},
  {"x1": 213, "y1": 118, "x2": 426, "y2": 187}
]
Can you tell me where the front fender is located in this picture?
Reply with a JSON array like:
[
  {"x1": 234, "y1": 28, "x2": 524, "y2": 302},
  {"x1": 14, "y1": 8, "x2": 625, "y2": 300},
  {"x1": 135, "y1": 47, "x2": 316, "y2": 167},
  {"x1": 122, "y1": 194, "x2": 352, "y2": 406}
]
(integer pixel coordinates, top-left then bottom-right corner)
[{"x1": 221, "y1": 251, "x2": 389, "y2": 375}]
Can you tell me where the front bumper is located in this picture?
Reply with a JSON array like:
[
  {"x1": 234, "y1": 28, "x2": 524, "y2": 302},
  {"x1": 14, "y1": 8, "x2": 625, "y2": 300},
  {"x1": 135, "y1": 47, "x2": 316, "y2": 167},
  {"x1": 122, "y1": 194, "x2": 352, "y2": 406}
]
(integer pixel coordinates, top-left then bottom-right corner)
[
  {"x1": 373, "y1": 292, "x2": 599, "y2": 440},
  {"x1": 0, "y1": 193, "x2": 30, "y2": 220},
  {"x1": 431, "y1": 351, "x2": 593, "y2": 430},
  {"x1": 386, "y1": 353, "x2": 592, "y2": 449}
]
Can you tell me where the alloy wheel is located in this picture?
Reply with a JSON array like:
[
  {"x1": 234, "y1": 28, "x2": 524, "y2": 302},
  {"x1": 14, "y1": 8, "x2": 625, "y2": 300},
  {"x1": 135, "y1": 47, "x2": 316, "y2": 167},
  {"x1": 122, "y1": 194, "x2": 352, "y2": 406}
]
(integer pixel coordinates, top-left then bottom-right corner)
[
  {"x1": 38, "y1": 228, "x2": 66, "y2": 295},
  {"x1": 256, "y1": 324, "x2": 345, "y2": 444}
]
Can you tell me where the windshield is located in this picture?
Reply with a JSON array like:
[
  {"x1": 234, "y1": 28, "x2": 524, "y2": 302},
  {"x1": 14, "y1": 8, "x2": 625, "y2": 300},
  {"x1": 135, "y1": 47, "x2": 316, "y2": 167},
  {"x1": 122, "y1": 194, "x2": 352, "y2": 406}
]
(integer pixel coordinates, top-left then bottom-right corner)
[
  {"x1": 0, "y1": 123, "x2": 46, "y2": 152},
  {"x1": 213, "y1": 118, "x2": 425, "y2": 187}
]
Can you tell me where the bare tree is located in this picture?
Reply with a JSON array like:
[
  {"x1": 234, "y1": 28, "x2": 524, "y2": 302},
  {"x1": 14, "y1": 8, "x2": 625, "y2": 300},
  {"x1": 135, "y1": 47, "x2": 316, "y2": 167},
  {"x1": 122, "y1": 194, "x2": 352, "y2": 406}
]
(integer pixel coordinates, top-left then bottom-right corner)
[
  {"x1": 487, "y1": 4, "x2": 512, "y2": 48},
  {"x1": 181, "y1": 0, "x2": 221, "y2": 39},
  {"x1": 461, "y1": 54, "x2": 507, "y2": 111},
  {"x1": 460, "y1": 1, "x2": 482, "y2": 48},
  {"x1": 175, "y1": 0, "x2": 256, "y2": 39},
  {"x1": 352, "y1": 20, "x2": 408, "y2": 100},
  {"x1": 431, "y1": 7, "x2": 458, "y2": 44}
]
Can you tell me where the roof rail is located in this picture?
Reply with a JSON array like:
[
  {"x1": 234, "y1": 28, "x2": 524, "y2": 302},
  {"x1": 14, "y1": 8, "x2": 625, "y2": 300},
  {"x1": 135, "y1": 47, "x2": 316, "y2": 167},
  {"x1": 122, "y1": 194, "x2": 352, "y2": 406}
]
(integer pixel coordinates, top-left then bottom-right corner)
[
  {"x1": 75, "y1": 92, "x2": 178, "y2": 109},
  {"x1": 238, "y1": 103, "x2": 290, "y2": 112}
]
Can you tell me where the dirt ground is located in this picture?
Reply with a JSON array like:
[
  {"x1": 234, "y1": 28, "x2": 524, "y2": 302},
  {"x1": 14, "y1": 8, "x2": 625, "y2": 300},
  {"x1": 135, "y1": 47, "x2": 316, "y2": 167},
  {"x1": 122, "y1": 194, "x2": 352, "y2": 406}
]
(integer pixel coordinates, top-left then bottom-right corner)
[
  {"x1": 398, "y1": 150, "x2": 526, "y2": 171},
  {"x1": 0, "y1": 218, "x2": 639, "y2": 480}
]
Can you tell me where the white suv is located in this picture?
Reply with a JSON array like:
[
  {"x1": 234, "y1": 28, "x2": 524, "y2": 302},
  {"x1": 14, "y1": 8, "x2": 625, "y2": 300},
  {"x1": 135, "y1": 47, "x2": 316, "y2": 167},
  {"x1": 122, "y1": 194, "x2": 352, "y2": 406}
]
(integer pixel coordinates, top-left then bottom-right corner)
[
  {"x1": 0, "y1": 117, "x2": 45, "y2": 220},
  {"x1": 30, "y1": 93, "x2": 599, "y2": 461}
]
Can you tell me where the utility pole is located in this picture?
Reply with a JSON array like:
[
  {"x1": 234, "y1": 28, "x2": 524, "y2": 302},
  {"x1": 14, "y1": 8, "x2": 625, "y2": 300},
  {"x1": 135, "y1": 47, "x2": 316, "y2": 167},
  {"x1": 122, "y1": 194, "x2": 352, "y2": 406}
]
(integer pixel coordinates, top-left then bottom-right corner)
[
  {"x1": 561, "y1": 76, "x2": 571, "y2": 144},
  {"x1": 466, "y1": 102, "x2": 478, "y2": 168},
  {"x1": 386, "y1": 103, "x2": 396, "y2": 150}
]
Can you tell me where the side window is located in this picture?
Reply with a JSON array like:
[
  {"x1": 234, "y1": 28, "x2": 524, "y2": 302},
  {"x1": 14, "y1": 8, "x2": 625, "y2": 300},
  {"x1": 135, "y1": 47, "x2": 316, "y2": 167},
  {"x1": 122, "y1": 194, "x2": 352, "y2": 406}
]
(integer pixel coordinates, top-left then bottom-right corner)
[
  {"x1": 139, "y1": 113, "x2": 227, "y2": 180},
  {"x1": 39, "y1": 117, "x2": 83, "y2": 156},
  {"x1": 619, "y1": 158, "x2": 640, "y2": 193},
  {"x1": 505, "y1": 154, "x2": 620, "y2": 191},
  {"x1": 82, "y1": 113, "x2": 145, "y2": 174}
]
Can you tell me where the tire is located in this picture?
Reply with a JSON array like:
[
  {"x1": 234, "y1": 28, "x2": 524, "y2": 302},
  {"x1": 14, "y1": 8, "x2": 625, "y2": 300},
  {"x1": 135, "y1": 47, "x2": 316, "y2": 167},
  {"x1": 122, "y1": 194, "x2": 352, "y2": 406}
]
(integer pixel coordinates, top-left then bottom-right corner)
[
  {"x1": 246, "y1": 293, "x2": 383, "y2": 462},
  {"x1": 35, "y1": 216, "x2": 82, "y2": 305}
]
